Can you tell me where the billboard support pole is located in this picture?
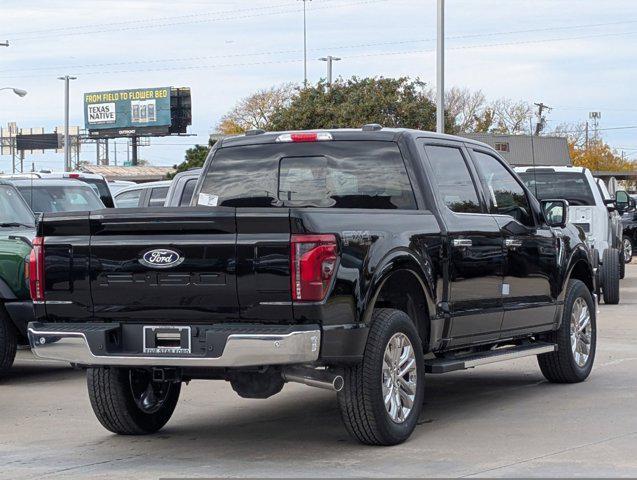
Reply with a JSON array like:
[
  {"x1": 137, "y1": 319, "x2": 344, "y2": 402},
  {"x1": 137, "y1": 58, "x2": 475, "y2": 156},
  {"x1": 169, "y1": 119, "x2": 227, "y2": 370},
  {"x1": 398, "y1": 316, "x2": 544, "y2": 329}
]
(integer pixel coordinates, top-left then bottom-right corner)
[
  {"x1": 58, "y1": 75, "x2": 77, "y2": 171},
  {"x1": 131, "y1": 136, "x2": 138, "y2": 166}
]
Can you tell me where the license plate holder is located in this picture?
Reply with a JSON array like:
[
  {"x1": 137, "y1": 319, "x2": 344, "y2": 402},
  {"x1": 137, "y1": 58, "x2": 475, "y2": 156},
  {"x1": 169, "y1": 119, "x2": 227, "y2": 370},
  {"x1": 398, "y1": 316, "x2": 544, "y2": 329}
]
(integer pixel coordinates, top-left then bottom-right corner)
[{"x1": 143, "y1": 326, "x2": 192, "y2": 355}]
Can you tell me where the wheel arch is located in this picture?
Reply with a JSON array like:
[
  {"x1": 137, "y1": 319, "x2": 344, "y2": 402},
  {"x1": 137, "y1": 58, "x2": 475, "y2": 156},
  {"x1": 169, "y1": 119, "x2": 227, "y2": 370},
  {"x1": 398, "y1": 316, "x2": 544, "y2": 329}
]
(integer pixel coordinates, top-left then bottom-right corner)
[{"x1": 362, "y1": 249, "x2": 437, "y2": 352}]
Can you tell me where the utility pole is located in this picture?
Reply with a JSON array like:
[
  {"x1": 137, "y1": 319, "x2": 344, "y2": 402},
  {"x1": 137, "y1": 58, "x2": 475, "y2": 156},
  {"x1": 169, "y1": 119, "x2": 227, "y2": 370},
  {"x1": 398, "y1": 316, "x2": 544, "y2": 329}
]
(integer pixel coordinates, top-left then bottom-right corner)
[
  {"x1": 299, "y1": 0, "x2": 311, "y2": 87},
  {"x1": 318, "y1": 55, "x2": 341, "y2": 85},
  {"x1": 585, "y1": 122, "x2": 589, "y2": 150},
  {"x1": 57, "y1": 75, "x2": 76, "y2": 172},
  {"x1": 533, "y1": 102, "x2": 552, "y2": 135},
  {"x1": 436, "y1": 0, "x2": 445, "y2": 133}
]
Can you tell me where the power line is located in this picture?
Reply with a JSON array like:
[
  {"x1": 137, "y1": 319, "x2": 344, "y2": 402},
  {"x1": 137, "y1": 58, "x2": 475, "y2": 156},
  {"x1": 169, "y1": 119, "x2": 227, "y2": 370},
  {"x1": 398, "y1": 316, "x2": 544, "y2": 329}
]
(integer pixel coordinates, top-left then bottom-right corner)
[
  {"x1": 6, "y1": 0, "x2": 389, "y2": 41},
  {"x1": 2, "y1": 29, "x2": 637, "y2": 80}
]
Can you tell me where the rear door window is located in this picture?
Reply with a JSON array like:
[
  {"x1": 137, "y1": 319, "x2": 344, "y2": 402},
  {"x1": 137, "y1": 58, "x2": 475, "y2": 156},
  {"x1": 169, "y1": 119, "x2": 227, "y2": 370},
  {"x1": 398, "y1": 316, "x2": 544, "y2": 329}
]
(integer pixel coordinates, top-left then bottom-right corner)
[
  {"x1": 179, "y1": 179, "x2": 197, "y2": 206},
  {"x1": 199, "y1": 141, "x2": 416, "y2": 209},
  {"x1": 115, "y1": 189, "x2": 142, "y2": 208},
  {"x1": 425, "y1": 145, "x2": 482, "y2": 214},
  {"x1": 148, "y1": 187, "x2": 169, "y2": 207}
]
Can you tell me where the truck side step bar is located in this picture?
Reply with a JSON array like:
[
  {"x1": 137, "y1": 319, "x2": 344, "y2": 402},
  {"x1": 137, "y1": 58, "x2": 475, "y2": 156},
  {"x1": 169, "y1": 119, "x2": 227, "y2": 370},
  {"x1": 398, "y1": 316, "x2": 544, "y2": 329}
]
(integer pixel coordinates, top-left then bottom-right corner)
[{"x1": 424, "y1": 342, "x2": 557, "y2": 374}]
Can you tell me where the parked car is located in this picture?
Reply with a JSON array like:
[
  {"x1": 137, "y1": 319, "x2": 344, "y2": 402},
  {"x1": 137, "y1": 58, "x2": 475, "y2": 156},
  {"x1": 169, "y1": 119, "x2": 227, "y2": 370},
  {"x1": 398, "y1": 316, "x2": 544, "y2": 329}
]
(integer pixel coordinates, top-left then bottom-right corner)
[
  {"x1": 113, "y1": 180, "x2": 171, "y2": 208},
  {"x1": 516, "y1": 166, "x2": 623, "y2": 304},
  {"x1": 0, "y1": 181, "x2": 36, "y2": 375},
  {"x1": 0, "y1": 171, "x2": 115, "y2": 208},
  {"x1": 164, "y1": 168, "x2": 201, "y2": 207},
  {"x1": 107, "y1": 180, "x2": 137, "y2": 195},
  {"x1": 8, "y1": 179, "x2": 105, "y2": 215},
  {"x1": 619, "y1": 191, "x2": 637, "y2": 263},
  {"x1": 28, "y1": 128, "x2": 597, "y2": 446}
]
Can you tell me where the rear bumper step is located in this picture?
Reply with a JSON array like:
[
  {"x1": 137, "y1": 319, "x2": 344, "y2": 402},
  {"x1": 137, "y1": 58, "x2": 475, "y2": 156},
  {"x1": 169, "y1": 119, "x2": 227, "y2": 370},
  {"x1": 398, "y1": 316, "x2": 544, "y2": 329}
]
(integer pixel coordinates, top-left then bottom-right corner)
[
  {"x1": 27, "y1": 322, "x2": 320, "y2": 368},
  {"x1": 425, "y1": 342, "x2": 557, "y2": 374}
]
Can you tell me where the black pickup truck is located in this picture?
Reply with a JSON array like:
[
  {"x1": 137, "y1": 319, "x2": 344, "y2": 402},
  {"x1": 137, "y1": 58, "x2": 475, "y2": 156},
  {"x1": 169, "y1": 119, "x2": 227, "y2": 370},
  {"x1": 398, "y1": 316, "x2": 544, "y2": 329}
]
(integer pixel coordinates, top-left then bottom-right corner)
[{"x1": 28, "y1": 128, "x2": 597, "y2": 445}]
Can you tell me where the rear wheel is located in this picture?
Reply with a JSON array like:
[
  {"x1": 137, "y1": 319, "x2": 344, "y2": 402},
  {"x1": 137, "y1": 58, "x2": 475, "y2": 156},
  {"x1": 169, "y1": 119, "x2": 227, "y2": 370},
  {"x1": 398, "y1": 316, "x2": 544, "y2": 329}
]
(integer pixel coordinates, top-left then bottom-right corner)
[
  {"x1": 337, "y1": 308, "x2": 425, "y2": 445},
  {"x1": 601, "y1": 248, "x2": 620, "y2": 304},
  {"x1": 538, "y1": 279, "x2": 596, "y2": 383},
  {"x1": 87, "y1": 367, "x2": 181, "y2": 435},
  {"x1": 0, "y1": 307, "x2": 18, "y2": 376}
]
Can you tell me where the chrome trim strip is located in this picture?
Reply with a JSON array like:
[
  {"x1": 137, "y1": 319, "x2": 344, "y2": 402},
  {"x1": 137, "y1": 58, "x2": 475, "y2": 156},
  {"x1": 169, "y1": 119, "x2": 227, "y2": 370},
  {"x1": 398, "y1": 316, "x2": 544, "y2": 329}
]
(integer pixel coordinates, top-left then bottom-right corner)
[
  {"x1": 463, "y1": 345, "x2": 556, "y2": 369},
  {"x1": 28, "y1": 327, "x2": 321, "y2": 368}
]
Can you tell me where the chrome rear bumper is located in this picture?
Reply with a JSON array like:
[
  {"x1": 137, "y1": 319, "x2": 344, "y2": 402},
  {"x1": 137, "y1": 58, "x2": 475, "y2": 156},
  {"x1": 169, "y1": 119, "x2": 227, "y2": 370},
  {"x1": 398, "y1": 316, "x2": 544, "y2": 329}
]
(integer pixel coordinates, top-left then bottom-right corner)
[{"x1": 28, "y1": 322, "x2": 320, "y2": 368}]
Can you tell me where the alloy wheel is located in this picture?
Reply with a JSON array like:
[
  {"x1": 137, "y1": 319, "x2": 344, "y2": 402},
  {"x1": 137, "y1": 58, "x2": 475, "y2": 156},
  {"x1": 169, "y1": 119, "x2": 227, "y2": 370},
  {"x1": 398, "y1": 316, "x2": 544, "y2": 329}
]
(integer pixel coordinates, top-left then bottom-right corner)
[
  {"x1": 623, "y1": 238, "x2": 632, "y2": 262},
  {"x1": 382, "y1": 332, "x2": 417, "y2": 423},
  {"x1": 570, "y1": 297, "x2": 592, "y2": 368}
]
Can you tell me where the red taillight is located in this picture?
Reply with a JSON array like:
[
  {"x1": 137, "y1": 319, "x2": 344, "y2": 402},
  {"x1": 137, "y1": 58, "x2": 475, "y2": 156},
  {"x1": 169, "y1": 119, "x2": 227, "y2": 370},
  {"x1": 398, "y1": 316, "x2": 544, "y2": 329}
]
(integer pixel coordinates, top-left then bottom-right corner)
[
  {"x1": 291, "y1": 234, "x2": 338, "y2": 302},
  {"x1": 67, "y1": 173, "x2": 80, "y2": 179},
  {"x1": 29, "y1": 237, "x2": 45, "y2": 301}
]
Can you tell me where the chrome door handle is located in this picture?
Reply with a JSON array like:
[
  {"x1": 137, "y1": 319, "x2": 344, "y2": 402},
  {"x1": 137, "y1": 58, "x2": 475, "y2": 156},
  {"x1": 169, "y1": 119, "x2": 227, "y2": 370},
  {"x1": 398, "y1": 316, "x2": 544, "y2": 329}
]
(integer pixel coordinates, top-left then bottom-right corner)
[
  {"x1": 453, "y1": 238, "x2": 473, "y2": 248},
  {"x1": 505, "y1": 239, "x2": 523, "y2": 248}
]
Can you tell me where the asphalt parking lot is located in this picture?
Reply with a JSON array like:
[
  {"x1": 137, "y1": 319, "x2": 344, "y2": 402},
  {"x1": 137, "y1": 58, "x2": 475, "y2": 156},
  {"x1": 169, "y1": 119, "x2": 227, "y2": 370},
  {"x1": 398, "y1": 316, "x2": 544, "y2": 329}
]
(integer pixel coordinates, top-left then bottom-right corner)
[{"x1": 1, "y1": 267, "x2": 636, "y2": 479}]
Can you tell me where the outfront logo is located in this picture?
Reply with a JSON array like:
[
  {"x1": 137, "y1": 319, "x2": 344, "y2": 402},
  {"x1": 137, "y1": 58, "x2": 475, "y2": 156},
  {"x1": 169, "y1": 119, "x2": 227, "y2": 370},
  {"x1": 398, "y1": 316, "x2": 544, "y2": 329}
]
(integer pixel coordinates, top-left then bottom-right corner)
[{"x1": 139, "y1": 249, "x2": 184, "y2": 269}]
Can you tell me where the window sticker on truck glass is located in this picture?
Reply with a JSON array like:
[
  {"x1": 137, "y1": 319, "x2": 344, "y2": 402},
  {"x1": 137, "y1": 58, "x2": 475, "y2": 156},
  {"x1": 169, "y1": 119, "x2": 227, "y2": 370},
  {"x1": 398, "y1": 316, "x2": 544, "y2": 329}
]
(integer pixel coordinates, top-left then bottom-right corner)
[{"x1": 197, "y1": 192, "x2": 218, "y2": 206}]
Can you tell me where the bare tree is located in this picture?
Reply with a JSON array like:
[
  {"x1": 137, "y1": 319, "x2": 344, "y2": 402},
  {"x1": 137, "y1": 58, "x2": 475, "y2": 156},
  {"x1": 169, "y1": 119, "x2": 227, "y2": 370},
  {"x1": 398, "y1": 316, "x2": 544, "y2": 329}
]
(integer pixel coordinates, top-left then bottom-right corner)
[
  {"x1": 551, "y1": 122, "x2": 588, "y2": 148},
  {"x1": 444, "y1": 87, "x2": 487, "y2": 133},
  {"x1": 217, "y1": 83, "x2": 297, "y2": 134},
  {"x1": 491, "y1": 98, "x2": 533, "y2": 134}
]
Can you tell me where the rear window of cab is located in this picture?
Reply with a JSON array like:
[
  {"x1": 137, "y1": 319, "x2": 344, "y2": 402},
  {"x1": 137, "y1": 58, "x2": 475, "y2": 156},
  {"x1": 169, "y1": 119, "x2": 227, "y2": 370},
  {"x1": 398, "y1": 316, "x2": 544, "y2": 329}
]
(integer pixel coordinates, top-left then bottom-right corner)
[{"x1": 198, "y1": 141, "x2": 417, "y2": 209}]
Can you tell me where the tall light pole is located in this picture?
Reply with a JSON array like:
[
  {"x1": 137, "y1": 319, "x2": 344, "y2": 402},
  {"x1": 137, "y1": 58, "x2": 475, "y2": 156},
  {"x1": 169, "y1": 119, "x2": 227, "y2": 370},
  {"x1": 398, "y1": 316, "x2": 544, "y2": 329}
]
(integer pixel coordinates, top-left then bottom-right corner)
[
  {"x1": 299, "y1": 0, "x2": 311, "y2": 87},
  {"x1": 58, "y1": 75, "x2": 77, "y2": 172},
  {"x1": 0, "y1": 87, "x2": 27, "y2": 97},
  {"x1": 436, "y1": 0, "x2": 445, "y2": 133},
  {"x1": 318, "y1": 55, "x2": 341, "y2": 85}
]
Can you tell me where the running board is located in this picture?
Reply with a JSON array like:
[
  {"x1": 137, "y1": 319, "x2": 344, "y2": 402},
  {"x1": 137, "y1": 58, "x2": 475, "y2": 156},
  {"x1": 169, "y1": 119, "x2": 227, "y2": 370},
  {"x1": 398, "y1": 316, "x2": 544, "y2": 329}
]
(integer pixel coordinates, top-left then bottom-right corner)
[{"x1": 424, "y1": 342, "x2": 557, "y2": 374}]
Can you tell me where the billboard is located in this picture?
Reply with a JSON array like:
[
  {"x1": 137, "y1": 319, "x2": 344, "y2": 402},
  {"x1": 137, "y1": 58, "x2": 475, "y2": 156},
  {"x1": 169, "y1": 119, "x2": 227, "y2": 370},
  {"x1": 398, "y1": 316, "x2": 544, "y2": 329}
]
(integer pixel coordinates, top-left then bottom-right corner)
[{"x1": 84, "y1": 87, "x2": 172, "y2": 137}]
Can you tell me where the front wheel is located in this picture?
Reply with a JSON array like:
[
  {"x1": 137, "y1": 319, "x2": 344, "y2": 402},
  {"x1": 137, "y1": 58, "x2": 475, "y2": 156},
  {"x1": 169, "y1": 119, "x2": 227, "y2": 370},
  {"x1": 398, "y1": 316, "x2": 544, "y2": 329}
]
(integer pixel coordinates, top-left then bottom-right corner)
[
  {"x1": 337, "y1": 308, "x2": 425, "y2": 445},
  {"x1": 623, "y1": 236, "x2": 633, "y2": 264},
  {"x1": 601, "y1": 248, "x2": 621, "y2": 304},
  {"x1": 87, "y1": 367, "x2": 181, "y2": 435},
  {"x1": 538, "y1": 279, "x2": 596, "y2": 383}
]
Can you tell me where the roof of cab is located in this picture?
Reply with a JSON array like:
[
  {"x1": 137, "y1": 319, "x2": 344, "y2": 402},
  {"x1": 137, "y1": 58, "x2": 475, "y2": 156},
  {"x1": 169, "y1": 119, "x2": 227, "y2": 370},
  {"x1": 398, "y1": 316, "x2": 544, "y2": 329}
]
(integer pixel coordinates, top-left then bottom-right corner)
[
  {"x1": 217, "y1": 127, "x2": 494, "y2": 150},
  {"x1": 7, "y1": 178, "x2": 100, "y2": 188}
]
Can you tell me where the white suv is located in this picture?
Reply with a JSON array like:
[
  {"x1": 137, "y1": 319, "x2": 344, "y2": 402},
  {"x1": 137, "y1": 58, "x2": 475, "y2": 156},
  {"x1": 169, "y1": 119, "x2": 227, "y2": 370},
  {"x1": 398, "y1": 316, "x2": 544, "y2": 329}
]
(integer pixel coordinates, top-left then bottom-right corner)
[{"x1": 516, "y1": 166, "x2": 622, "y2": 304}]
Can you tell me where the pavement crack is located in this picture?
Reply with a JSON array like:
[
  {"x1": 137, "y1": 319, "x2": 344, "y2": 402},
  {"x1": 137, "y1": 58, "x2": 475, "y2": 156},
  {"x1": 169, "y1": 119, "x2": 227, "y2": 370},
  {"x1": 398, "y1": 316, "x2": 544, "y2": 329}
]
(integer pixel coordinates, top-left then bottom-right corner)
[
  {"x1": 32, "y1": 454, "x2": 146, "y2": 479},
  {"x1": 460, "y1": 431, "x2": 637, "y2": 478}
]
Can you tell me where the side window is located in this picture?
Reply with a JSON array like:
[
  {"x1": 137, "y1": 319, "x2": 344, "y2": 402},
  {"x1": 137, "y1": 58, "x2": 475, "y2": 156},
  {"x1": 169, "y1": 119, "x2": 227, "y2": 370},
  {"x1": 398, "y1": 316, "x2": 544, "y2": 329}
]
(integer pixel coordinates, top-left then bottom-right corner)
[
  {"x1": 473, "y1": 150, "x2": 534, "y2": 227},
  {"x1": 425, "y1": 145, "x2": 482, "y2": 214},
  {"x1": 179, "y1": 179, "x2": 197, "y2": 206},
  {"x1": 115, "y1": 189, "x2": 142, "y2": 208},
  {"x1": 148, "y1": 187, "x2": 169, "y2": 207}
]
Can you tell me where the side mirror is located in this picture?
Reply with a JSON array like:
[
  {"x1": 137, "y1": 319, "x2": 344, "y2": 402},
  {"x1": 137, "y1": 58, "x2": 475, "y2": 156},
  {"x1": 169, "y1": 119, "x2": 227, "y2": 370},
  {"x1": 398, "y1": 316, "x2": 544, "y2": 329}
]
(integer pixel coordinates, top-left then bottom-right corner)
[
  {"x1": 541, "y1": 199, "x2": 569, "y2": 228},
  {"x1": 615, "y1": 190, "x2": 630, "y2": 214},
  {"x1": 604, "y1": 198, "x2": 617, "y2": 213}
]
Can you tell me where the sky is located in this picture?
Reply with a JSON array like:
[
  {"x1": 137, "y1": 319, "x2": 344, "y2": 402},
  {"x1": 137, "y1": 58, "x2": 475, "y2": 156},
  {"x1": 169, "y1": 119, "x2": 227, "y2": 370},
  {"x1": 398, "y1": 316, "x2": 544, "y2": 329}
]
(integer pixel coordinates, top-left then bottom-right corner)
[{"x1": 1, "y1": 0, "x2": 637, "y2": 172}]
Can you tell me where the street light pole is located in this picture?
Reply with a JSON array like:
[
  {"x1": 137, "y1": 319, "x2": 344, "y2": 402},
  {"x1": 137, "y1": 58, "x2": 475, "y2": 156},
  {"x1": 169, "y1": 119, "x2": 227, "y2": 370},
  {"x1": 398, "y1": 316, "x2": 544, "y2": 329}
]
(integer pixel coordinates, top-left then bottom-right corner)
[
  {"x1": 299, "y1": 0, "x2": 311, "y2": 87},
  {"x1": 58, "y1": 75, "x2": 77, "y2": 172},
  {"x1": 318, "y1": 55, "x2": 341, "y2": 85},
  {"x1": 436, "y1": 0, "x2": 445, "y2": 133},
  {"x1": 0, "y1": 87, "x2": 27, "y2": 97},
  {"x1": 0, "y1": 41, "x2": 8, "y2": 47}
]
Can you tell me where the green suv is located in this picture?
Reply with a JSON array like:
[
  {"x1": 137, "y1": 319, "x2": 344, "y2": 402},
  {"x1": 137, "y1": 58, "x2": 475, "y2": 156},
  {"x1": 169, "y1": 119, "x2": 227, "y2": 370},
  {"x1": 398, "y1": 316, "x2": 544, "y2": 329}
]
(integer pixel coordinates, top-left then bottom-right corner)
[{"x1": 0, "y1": 181, "x2": 36, "y2": 375}]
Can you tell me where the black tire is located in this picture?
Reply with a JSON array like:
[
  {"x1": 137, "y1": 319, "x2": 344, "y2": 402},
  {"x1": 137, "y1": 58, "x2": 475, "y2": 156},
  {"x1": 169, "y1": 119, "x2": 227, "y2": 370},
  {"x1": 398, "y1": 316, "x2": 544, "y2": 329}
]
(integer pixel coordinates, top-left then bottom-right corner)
[
  {"x1": 0, "y1": 306, "x2": 18, "y2": 376},
  {"x1": 337, "y1": 308, "x2": 425, "y2": 446},
  {"x1": 87, "y1": 367, "x2": 181, "y2": 435},
  {"x1": 619, "y1": 250, "x2": 626, "y2": 280},
  {"x1": 538, "y1": 279, "x2": 596, "y2": 383},
  {"x1": 601, "y1": 248, "x2": 620, "y2": 304},
  {"x1": 622, "y1": 236, "x2": 633, "y2": 264}
]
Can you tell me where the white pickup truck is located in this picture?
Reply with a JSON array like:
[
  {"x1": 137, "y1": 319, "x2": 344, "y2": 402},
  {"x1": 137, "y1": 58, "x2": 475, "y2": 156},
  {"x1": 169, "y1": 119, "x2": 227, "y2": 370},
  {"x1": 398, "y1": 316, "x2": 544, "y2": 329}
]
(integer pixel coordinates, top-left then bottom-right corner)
[{"x1": 516, "y1": 166, "x2": 623, "y2": 304}]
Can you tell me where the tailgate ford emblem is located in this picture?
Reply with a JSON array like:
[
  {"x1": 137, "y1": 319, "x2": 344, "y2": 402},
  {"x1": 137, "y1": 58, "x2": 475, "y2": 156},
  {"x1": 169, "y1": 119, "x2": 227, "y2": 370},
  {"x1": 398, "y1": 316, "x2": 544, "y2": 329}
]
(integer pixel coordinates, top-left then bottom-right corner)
[{"x1": 139, "y1": 249, "x2": 184, "y2": 269}]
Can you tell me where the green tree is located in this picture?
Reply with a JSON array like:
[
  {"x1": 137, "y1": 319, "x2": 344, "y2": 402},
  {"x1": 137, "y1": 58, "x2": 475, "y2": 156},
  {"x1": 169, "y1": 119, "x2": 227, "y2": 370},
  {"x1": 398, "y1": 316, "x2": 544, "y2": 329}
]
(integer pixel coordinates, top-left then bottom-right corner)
[
  {"x1": 267, "y1": 77, "x2": 448, "y2": 131},
  {"x1": 168, "y1": 142, "x2": 215, "y2": 179}
]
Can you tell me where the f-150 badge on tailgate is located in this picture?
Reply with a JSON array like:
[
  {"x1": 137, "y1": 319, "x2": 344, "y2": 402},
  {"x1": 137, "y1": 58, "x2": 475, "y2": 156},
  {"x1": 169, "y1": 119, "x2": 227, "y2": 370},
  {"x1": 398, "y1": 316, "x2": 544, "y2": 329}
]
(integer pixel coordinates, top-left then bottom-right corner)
[{"x1": 139, "y1": 249, "x2": 184, "y2": 269}]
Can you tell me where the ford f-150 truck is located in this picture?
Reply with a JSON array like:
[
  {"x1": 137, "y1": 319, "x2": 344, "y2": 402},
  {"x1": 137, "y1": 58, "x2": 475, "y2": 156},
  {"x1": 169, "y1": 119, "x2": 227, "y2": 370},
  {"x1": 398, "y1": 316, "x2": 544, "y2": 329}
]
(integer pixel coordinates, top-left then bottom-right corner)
[{"x1": 28, "y1": 128, "x2": 597, "y2": 445}]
